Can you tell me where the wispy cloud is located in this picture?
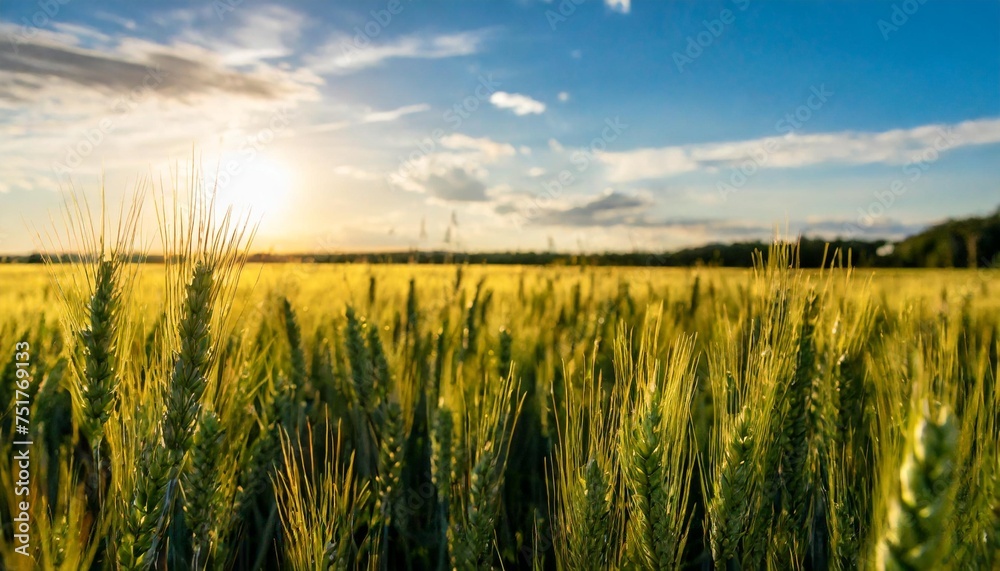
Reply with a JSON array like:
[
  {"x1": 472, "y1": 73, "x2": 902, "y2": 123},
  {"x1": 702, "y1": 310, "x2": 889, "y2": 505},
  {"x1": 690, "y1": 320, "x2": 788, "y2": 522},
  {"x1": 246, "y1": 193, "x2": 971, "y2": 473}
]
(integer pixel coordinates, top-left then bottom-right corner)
[
  {"x1": 304, "y1": 103, "x2": 430, "y2": 134},
  {"x1": 489, "y1": 91, "x2": 546, "y2": 116},
  {"x1": 174, "y1": 5, "x2": 306, "y2": 66},
  {"x1": 599, "y1": 118, "x2": 1000, "y2": 182},
  {"x1": 94, "y1": 11, "x2": 137, "y2": 30},
  {"x1": 363, "y1": 103, "x2": 429, "y2": 123},
  {"x1": 50, "y1": 23, "x2": 113, "y2": 45},
  {"x1": 307, "y1": 30, "x2": 487, "y2": 75}
]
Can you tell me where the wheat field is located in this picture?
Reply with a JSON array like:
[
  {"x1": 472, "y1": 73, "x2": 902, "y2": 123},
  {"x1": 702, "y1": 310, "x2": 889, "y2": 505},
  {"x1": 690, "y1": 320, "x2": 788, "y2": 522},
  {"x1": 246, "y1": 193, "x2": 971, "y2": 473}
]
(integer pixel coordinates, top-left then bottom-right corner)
[{"x1": 0, "y1": 199, "x2": 997, "y2": 570}]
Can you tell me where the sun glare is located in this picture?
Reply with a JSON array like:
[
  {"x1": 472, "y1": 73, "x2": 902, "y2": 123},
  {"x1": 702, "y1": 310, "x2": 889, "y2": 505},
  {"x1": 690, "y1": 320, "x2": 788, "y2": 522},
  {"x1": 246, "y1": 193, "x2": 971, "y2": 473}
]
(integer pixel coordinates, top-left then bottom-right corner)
[{"x1": 210, "y1": 153, "x2": 294, "y2": 229}]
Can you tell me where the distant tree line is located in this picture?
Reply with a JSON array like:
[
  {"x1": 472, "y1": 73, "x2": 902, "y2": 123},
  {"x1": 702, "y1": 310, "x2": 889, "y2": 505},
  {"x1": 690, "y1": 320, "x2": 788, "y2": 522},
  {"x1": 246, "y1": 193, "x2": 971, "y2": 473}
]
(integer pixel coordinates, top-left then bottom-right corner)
[
  {"x1": 5, "y1": 209, "x2": 998, "y2": 269},
  {"x1": 887, "y1": 208, "x2": 1000, "y2": 268}
]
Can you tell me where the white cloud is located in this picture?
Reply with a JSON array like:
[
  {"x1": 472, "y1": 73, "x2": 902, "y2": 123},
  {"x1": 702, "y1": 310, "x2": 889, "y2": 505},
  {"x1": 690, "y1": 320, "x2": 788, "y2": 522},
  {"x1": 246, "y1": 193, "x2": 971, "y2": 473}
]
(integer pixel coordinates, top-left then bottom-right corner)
[
  {"x1": 393, "y1": 162, "x2": 489, "y2": 202},
  {"x1": 387, "y1": 135, "x2": 517, "y2": 202},
  {"x1": 599, "y1": 118, "x2": 1000, "y2": 182},
  {"x1": 489, "y1": 91, "x2": 546, "y2": 116},
  {"x1": 548, "y1": 138, "x2": 565, "y2": 153},
  {"x1": 528, "y1": 167, "x2": 547, "y2": 177},
  {"x1": 605, "y1": 0, "x2": 631, "y2": 14},
  {"x1": 307, "y1": 30, "x2": 486, "y2": 75},
  {"x1": 558, "y1": 91, "x2": 570, "y2": 102},
  {"x1": 362, "y1": 103, "x2": 429, "y2": 123}
]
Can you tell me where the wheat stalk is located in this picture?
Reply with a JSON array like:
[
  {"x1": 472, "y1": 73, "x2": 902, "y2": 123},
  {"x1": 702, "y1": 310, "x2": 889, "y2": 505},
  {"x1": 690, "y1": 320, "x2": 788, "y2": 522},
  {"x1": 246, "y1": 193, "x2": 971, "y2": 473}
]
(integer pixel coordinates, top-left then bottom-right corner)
[
  {"x1": 449, "y1": 372, "x2": 523, "y2": 570},
  {"x1": 432, "y1": 406, "x2": 454, "y2": 568},
  {"x1": 275, "y1": 421, "x2": 372, "y2": 570}
]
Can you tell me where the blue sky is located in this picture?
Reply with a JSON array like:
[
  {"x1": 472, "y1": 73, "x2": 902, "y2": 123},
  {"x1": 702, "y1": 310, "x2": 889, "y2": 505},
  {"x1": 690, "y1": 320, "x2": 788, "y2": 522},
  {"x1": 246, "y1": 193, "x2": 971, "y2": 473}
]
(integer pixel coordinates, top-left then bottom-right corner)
[{"x1": 0, "y1": 0, "x2": 997, "y2": 254}]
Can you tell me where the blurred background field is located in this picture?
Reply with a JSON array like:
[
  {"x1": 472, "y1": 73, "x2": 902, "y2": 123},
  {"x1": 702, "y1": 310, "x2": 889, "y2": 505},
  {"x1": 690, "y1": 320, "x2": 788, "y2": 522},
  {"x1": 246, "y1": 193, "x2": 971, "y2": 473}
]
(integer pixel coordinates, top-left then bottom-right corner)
[{"x1": 2, "y1": 263, "x2": 998, "y2": 322}]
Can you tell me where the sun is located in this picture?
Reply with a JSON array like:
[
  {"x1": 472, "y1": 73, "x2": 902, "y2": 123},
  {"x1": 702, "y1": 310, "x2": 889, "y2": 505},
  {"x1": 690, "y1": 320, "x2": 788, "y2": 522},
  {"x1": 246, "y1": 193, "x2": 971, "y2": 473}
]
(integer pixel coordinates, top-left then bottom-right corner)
[{"x1": 210, "y1": 153, "x2": 294, "y2": 228}]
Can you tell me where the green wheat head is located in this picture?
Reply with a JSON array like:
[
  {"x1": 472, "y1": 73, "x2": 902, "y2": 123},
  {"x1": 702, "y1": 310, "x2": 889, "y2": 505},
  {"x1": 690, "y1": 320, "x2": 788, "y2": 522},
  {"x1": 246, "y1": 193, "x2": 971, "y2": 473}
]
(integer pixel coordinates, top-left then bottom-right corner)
[{"x1": 878, "y1": 404, "x2": 959, "y2": 570}]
